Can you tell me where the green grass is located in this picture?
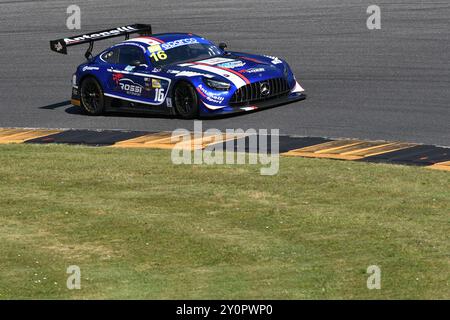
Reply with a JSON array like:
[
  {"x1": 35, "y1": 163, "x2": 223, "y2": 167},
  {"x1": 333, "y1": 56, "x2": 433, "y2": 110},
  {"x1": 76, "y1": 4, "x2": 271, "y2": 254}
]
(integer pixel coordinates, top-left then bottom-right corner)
[{"x1": 0, "y1": 144, "x2": 448, "y2": 299}]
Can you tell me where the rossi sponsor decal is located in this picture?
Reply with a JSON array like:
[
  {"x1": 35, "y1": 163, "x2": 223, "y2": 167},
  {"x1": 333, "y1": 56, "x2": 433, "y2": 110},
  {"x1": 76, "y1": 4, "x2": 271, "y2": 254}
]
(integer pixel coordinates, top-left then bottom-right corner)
[
  {"x1": 107, "y1": 69, "x2": 172, "y2": 105},
  {"x1": 118, "y1": 78, "x2": 144, "y2": 96}
]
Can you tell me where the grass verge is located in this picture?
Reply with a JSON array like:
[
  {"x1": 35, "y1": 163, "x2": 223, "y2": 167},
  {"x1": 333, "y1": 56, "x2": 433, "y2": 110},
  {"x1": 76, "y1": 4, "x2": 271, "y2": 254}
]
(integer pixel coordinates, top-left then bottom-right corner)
[{"x1": 0, "y1": 144, "x2": 448, "y2": 299}]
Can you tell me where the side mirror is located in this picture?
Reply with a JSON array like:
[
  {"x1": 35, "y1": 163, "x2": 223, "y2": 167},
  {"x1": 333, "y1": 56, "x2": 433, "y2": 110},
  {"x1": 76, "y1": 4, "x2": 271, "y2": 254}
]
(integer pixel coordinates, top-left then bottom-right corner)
[{"x1": 219, "y1": 42, "x2": 228, "y2": 52}]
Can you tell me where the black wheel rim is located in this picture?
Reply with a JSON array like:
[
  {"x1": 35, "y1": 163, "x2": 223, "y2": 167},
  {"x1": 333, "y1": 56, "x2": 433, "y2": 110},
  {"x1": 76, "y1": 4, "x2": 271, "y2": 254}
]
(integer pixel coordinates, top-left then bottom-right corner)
[
  {"x1": 175, "y1": 84, "x2": 195, "y2": 114},
  {"x1": 81, "y1": 81, "x2": 101, "y2": 113}
]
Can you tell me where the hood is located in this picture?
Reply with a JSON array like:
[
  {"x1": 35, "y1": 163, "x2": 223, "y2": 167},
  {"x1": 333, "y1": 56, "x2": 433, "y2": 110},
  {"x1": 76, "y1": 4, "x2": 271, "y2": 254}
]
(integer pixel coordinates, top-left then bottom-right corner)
[{"x1": 166, "y1": 55, "x2": 284, "y2": 86}]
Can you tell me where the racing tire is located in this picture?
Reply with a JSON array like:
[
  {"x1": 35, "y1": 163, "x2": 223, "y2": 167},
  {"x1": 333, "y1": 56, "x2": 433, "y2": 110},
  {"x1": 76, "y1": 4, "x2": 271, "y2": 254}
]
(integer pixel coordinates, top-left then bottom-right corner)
[
  {"x1": 173, "y1": 81, "x2": 199, "y2": 119},
  {"x1": 80, "y1": 77, "x2": 105, "y2": 116}
]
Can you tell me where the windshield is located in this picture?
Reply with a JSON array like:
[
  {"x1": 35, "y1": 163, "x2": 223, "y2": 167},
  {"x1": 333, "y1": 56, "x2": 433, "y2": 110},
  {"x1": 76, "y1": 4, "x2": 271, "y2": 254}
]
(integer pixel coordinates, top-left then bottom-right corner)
[{"x1": 148, "y1": 42, "x2": 222, "y2": 67}]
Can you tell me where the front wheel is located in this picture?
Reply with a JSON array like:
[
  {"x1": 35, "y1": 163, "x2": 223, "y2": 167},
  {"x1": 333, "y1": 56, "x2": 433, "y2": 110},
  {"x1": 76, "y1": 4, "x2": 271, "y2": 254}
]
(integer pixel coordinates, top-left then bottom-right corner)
[
  {"x1": 173, "y1": 81, "x2": 199, "y2": 119},
  {"x1": 80, "y1": 77, "x2": 105, "y2": 116}
]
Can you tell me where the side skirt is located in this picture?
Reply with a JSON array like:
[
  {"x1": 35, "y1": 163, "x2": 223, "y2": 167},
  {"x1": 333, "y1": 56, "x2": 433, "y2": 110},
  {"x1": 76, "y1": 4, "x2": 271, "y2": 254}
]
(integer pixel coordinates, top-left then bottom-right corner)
[{"x1": 103, "y1": 96, "x2": 175, "y2": 116}]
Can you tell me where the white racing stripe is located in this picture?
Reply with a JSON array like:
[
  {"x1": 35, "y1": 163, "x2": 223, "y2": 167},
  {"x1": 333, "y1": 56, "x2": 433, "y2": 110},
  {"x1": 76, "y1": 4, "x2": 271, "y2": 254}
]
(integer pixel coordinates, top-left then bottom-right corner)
[{"x1": 186, "y1": 64, "x2": 247, "y2": 89}]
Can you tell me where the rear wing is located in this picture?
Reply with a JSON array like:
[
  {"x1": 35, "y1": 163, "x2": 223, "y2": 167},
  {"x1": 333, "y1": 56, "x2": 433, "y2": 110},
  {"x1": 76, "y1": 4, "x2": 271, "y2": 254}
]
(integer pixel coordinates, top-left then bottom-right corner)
[{"x1": 50, "y1": 24, "x2": 152, "y2": 58}]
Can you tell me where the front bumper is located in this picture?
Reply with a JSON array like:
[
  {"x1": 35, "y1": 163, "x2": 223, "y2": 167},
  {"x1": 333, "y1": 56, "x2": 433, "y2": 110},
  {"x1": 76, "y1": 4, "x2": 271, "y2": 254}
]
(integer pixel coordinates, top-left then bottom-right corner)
[{"x1": 200, "y1": 91, "x2": 306, "y2": 118}]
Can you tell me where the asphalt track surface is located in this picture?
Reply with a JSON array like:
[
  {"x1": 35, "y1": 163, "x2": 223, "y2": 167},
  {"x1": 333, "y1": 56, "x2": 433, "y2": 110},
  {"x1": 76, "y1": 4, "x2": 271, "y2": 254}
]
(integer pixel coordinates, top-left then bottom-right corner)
[{"x1": 0, "y1": 0, "x2": 449, "y2": 146}]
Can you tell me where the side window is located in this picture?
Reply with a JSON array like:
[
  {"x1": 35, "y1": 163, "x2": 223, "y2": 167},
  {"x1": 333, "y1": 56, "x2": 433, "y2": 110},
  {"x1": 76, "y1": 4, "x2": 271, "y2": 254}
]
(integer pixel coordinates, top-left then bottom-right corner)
[
  {"x1": 100, "y1": 48, "x2": 119, "y2": 64},
  {"x1": 118, "y1": 46, "x2": 146, "y2": 65}
]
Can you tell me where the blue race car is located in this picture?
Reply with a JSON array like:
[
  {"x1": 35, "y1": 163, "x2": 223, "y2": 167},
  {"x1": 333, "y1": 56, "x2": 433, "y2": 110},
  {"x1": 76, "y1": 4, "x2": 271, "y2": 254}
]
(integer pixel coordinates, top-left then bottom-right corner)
[{"x1": 50, "y1": 24, "x2": 306, "y2": 118}]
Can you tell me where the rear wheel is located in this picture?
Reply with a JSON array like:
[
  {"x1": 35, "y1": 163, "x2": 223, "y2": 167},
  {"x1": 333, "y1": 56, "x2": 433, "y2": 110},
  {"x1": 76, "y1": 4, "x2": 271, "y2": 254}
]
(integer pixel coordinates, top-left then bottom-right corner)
[
  {"x1": 173, "y1": 81, "x2": 199, "y2": 119},
  {"x1": 80, "y1": 77, "x2": 105, "y2": 115}
]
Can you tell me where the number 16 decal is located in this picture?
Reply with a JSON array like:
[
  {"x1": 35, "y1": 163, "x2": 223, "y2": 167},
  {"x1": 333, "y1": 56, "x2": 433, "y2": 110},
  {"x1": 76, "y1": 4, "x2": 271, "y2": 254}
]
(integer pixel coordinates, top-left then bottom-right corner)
[{"x1": 155, "y1": 88, "x2": 165, "y2": 102}]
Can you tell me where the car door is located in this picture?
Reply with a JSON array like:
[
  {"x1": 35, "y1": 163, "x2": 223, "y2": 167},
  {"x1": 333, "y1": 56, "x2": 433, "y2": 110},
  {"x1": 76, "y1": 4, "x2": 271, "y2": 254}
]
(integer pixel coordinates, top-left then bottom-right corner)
[{"x1": 105, "y1": 44, "x2": 170, "y2": 106}]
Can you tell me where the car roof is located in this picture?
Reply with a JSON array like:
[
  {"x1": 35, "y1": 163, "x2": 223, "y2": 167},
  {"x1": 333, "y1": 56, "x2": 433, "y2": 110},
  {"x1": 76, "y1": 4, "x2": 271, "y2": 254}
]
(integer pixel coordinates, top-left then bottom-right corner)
[{"x1": 120, "y1": 32, "x2": 205, "y2": 45}]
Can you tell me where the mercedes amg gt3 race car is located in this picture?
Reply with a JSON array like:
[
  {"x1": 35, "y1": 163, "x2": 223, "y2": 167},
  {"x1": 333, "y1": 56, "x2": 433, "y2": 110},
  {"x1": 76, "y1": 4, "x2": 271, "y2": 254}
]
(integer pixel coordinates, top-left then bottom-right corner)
[{"x1": 50, "y1": 24, "x2": 306, "y2": 118}]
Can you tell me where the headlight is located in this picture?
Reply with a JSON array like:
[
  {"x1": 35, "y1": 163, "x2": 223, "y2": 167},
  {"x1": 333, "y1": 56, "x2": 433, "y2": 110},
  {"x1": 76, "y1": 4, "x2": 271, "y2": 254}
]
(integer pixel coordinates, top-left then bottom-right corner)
[{"x1": 204, "y1": 78, "x2": 231, "y2": 91}]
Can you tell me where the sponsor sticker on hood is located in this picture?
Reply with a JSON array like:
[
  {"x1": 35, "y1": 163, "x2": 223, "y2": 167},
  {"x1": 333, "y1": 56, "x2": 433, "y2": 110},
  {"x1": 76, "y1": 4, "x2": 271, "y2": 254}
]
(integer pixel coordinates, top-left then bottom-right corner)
[
  {"x1": 195, "y1": 57, "x2": 236, "y2": 66},
  {"x1": 217, "y1": 61, "x2": 246, "y2": 69},
  {"x1": 174, "y1": 71, "x2": 215, "y2": 78},
  {"x1": 240, "y1": 67, "x2": 265, "y2": 74}
]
